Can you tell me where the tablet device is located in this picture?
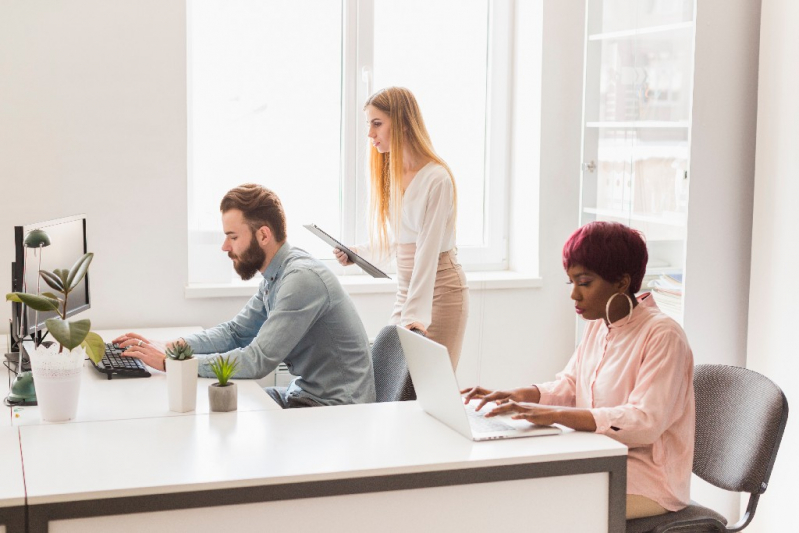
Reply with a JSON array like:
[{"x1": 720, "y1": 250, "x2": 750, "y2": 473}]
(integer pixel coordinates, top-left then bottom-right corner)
[{"x1": 304, "y1": 224, "x2": 391, "y2": 279}]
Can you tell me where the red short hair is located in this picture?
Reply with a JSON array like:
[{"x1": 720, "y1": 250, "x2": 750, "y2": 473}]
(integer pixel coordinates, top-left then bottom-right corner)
[{"x1": 562, "y1": 222, "x2": 648, "y2": 294}]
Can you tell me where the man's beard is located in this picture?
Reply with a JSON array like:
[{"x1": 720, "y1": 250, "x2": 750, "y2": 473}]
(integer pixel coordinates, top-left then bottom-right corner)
[{"x1": 229, "y1": 235, "x2": 266, "y2": 281}]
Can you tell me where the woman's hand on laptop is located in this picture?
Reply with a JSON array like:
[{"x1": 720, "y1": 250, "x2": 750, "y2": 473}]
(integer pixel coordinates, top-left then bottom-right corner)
[
  {"x1": 460, "y1": 386, "x2": 542, "y2": 412},
  {"x1": 485, "y1": 402, "x2": 597, "y2": 431}
]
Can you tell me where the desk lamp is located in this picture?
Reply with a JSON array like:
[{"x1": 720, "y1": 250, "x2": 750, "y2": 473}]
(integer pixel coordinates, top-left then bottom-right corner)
[
  {"x1": 4, "y1": 229, "x2": 51, "y2": 407},
  {"x1": 21, "y1": 229, "x2": 51, "y2": 345}
]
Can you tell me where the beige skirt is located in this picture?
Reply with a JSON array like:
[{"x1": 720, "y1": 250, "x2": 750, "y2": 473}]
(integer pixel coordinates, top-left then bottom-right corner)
[{"x1": 391, "y1": 244, "x2": 469, "y2": 369}]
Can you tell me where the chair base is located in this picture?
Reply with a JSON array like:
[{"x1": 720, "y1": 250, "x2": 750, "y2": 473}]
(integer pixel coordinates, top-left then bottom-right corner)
[{"x1": 626, "y1": 501, "x2": 728, "y2": 533}]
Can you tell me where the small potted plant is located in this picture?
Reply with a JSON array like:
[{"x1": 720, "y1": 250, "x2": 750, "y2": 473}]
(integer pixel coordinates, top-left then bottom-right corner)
[
  {"x1": 164, "y1": 340, "x2": 199, "y2": 413},
  {"x1": 208, "y1": 354, "x2": 240, "y2": 412},
  {"x1": 5, "y1": 252, "x2": 104, "y2": 422}
]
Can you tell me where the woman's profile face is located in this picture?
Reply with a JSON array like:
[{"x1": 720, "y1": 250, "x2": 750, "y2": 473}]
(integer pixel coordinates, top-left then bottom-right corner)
[
  {"x1": 566, "y1": 264, "x2": 621, "y2": 322},
  {"x1": 365, "y1": 105, "x2": 391, "y2": 153}
]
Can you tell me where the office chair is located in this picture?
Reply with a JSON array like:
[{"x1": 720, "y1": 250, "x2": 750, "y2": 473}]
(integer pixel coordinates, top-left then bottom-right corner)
[
  {"x1": 627, "y1": 364, "x2": 789, "y2": 533},
  {"x1": 370, "y1": 325, "x2": 416, "y2": 402}
]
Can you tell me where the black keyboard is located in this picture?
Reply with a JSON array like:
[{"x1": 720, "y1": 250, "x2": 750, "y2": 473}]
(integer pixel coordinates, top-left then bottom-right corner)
[{"x1": 90, "y1": 343, "x2": 151, "y2": 380}]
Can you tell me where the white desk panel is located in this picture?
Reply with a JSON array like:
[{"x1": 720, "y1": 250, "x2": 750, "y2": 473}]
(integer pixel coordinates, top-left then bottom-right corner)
[
  {"x1": 0, "y1": 428, "x2": 24, "y2": 508},
  {"x1": 21, "y1": 401, "x2": 626, "y2": 505}
]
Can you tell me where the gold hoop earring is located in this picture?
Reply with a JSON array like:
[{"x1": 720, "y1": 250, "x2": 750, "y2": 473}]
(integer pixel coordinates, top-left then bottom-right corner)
[{"x1": 605, "y1": 292, "x2": 634, "y2": 328}]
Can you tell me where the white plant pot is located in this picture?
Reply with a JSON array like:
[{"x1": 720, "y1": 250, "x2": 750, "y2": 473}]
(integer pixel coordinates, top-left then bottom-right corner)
[
  {"x1": 165, "y1": 358, "x2": 199, "y2": 412},
  {"x1": 28, "y1": 343, "x2": 85, "y2": 422},
  {"x1": 208, "y1": 382, "x2": 238, "y2": 412}
]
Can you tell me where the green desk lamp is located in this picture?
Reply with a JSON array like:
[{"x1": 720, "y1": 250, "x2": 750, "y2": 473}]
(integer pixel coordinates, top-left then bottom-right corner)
[
  {"x1": 23, "y1": 229, "x2": 52, "y2": 343},
  {"x1": 5, "y1": 371, "x2": 37, "y2": 406}
]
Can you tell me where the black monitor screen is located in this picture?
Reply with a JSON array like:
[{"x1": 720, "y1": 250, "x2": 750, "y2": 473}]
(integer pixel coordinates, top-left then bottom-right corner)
[{"x1": 14, "y1": 214, "x2": 90, "y2": 337}]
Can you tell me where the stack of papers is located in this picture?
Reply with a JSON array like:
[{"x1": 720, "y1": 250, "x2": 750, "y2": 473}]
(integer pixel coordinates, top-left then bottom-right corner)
[{"x1": 648, "y1": 273, "x2": 683, "y2": 322}]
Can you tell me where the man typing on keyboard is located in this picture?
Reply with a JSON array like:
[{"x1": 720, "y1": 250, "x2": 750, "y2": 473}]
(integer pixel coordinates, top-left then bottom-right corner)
[{"x1": 114, "y1": 184, "x2": 376, "y2": 408}]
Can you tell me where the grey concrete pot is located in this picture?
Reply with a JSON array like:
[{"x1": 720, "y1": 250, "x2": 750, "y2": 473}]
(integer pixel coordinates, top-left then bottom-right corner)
[{"x1": 208, "y1": 382, "x2": 237, "y2": 412}]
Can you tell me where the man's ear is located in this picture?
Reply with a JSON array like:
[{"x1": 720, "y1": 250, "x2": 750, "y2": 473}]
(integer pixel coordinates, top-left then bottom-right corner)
[{"x1": 255, "y1": 225, "x2": 272, "y2": 246}]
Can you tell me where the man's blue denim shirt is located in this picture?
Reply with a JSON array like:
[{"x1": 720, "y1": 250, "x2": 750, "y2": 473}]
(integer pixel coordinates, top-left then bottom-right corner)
[{"x1": 183, "y1": 243, "x2": 375, "y2": 405}]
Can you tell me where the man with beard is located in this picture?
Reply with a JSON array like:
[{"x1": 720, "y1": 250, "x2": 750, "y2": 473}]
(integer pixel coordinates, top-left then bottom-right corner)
[{"x1": 114, "y1": 183, "x2": 375, "y2": 408}]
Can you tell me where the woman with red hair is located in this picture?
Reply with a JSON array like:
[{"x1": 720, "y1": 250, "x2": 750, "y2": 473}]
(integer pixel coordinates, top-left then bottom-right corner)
[{"x1": 462, "y1": 221, "x2": 695, "y2": 520}]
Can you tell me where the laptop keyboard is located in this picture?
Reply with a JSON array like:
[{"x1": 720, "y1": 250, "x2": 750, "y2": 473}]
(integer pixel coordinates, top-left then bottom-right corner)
[{"x1": 465, "y1": 403, "x2": 516, "y2": 433}]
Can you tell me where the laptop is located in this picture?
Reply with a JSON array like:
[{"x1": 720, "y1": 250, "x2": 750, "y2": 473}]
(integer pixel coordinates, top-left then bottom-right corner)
[{"x1": 395, "y1": 326, "x2": 562, "y2": 441}]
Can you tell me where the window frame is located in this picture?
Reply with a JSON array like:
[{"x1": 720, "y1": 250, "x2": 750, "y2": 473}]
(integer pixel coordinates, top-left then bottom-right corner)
[{"x1": 187, "y1": 0, "x2": 518, "y2": 284}]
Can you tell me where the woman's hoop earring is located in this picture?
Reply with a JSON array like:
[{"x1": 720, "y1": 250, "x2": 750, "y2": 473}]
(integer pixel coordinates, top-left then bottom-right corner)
[{"x1": 605, "y1": 292, "x2": 634, "y2": 328}]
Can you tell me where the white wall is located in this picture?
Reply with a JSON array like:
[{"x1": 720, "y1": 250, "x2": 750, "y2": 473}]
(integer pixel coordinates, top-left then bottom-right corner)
[
  {"x1": 746, "y1": 1, "x2": 799, "y2": 531},
  {"x1": 682, "y1": 0, "x2": 762, "y2": 523},
  {"x1": 0, "y1": 1, "x2": 585, "y2": 390}
]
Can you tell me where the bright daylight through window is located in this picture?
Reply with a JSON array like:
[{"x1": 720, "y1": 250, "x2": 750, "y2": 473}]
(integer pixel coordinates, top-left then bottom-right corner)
[{"x1": 188, "y1": 0, "x2": 520, "y2": 284}]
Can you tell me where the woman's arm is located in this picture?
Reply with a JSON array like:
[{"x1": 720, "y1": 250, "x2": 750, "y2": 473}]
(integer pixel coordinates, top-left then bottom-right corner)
[
  {"x1": 401, "y1": 173, "x2": 453, "y2": 328},
  {"x1": 486, "y1": 401, "x2": 597, "y2": 431}
]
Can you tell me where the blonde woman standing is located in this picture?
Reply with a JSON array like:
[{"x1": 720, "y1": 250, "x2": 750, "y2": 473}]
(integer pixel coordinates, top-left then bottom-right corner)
[{"x1": 335, "y1": 87, "x2": 469, "y2": 369}]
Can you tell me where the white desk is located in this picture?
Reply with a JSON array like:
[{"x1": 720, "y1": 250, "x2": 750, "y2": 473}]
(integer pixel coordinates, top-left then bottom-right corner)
[
  {"x1": 0, "y1": 427, "x2": 25, "y2": 533},
  {"x1": 20, "y1": 402, "x2": 627, "y2": 533},
  {"x1": 9, "y1": 327, "x2": 280, "y2": 426}
]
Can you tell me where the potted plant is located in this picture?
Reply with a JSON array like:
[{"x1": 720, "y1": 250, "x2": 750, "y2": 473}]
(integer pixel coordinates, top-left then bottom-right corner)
[
  {"x1": 164, "y1": 340, "x2": 199, "y2": 412},
  {"x1": 208, "y1": 354, "x2": 240, "y2": 412},
  {"x1": 5, "y1": 252, "x2": 104, "y2": 422}
]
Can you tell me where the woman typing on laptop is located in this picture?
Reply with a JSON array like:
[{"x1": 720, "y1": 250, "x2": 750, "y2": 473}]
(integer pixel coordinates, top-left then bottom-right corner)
[
  {"x1": 461, "y1": 222, "x2": 695, "y2": 521},
  {"x1": 334, "y1": 87, "x2": 469, "y2": 369}
]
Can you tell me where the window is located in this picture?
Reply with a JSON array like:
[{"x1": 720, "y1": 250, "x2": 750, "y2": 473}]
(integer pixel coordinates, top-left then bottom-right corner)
[{"x1": 188, "y1": 0, "x2": 519, "y2": 284}]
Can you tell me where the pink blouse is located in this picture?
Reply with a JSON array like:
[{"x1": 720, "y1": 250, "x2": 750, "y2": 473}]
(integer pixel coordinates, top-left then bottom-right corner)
[{"x1": 537, "y1": 293, "x2": 695, "y2": 511}]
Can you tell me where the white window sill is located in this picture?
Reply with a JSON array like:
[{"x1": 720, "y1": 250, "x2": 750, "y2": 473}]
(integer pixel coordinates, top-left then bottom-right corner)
[{"x1": 184, "y1": 271, "x2": 542, "y2": 299}]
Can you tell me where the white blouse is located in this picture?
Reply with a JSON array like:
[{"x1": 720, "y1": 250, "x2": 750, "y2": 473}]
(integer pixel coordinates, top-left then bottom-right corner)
[{"x1": 356, "y1": 162, "x2": 457, "y2": 327}]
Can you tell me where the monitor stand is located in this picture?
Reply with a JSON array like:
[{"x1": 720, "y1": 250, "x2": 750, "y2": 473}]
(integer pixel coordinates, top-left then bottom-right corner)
[{"x1": 4, "y1": 350, "x2": 31, "y2": 372}]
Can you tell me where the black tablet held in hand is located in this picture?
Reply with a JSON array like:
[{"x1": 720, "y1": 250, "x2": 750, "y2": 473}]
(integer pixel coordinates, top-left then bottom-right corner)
[{"x1": 304, "y1": 223, "x2": 391, "y2": 279}]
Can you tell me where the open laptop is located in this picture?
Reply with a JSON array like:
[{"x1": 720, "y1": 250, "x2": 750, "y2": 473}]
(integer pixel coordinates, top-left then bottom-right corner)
[{"x1": 395, "y1": 326, "x2": 562, "y2": 441}]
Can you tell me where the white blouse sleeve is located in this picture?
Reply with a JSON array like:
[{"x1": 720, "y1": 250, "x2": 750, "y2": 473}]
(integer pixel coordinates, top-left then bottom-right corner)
[{"x1": 401, "y1": 176, "x2": 454, "y2": 328}]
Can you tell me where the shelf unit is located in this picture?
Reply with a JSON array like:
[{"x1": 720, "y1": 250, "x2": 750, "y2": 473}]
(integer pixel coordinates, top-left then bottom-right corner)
[{"x1": 579, "y1": 0, "x2": 696, "y2": 323}]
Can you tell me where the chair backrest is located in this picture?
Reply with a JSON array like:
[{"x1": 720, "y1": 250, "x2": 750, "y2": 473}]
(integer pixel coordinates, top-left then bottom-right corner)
[
  {"x1": 693, "y1": 364, "x2": 789, "y2": 495},
  {"x1": 370, "y1": 325, "x2": 416, "y2": 403}
]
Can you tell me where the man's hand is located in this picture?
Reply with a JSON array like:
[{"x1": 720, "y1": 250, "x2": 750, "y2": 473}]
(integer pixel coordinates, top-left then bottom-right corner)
[{"x1": 113, "y1": 332, "x2": 172, "y2": 372}]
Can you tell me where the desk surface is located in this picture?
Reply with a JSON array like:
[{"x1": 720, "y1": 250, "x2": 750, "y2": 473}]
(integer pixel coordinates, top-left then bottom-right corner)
[
  {"x1": 20, "y1": 401, "x2": 627, "y2": 505},
  {"x1": 6, "y1": 327, "x2": 281, "y2": 426},
  {"x1": 0, "y1": 427, "x2": 25, "y2": 508}
]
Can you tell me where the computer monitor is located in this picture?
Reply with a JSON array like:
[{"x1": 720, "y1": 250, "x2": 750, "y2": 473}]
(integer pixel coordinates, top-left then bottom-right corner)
[{"x1": 9, "y1": 214, "x2": 91, "y2": 346}]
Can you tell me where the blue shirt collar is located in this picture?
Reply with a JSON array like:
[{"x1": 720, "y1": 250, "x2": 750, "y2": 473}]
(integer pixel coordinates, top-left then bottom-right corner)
[{"x1": 262, "y1": 242, "x2": 291, "y2": 283}]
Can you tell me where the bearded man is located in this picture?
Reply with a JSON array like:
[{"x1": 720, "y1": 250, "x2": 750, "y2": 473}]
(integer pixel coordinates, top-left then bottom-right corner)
[{"x1": 115, "y1": 184, "x2": 375, "y2": 408}]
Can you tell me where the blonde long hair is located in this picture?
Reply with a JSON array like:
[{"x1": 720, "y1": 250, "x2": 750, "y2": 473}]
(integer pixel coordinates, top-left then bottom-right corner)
[{"x1": 364, "y1": 87, "x2": 457, "y2": 257}]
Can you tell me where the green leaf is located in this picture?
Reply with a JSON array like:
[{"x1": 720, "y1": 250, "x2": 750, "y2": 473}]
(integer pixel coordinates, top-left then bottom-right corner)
[
  {"x1": 67, "y1": 253, "x2": 93, "y2": 291},
  {"x1": 54, "y1": 269, "x2": 70, "y2": 289},
  {"x1": 6, "y1": 292, "x2": 60, "y2": 312},
  {"x1": 81, "y1": 332, "x2": 105, "y2": 364},
  {"x1": 39, "y1": 271, "x2": 65, "y2": 292},
  {"x1": 45, "y1": 318, "x2": 91, "y2": 350},
  {"x1": 41, "y1": 292, "x2": 63, "y2": 302}
]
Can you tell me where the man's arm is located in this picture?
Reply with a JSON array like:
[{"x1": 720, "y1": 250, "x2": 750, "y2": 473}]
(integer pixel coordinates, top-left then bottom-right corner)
[{"x1": 194, "y1": 268, "x2": 331, "y2": 379}]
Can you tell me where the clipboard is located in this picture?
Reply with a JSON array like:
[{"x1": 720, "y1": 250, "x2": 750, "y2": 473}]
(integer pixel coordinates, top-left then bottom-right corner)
[{"x1": 304, "y1": 224, "x2": 391, "y2": 279}]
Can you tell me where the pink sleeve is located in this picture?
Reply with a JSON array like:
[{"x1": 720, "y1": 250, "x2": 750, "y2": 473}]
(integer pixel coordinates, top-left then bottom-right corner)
[
  {"x1": 590, "y1": 330, "x2": 693, "y2": 446},
  {"x1": 537, "y1": 348, "x2": 579, "y2": 407}
]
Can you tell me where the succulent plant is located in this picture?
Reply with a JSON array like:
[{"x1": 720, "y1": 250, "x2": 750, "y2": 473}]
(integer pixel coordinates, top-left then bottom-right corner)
[
  {"x1": 209, "y1": 354, "x2": 240, "y2": 386},
  {"x1": 165, "y1": 341, "x2": 195, "y2": 361}
]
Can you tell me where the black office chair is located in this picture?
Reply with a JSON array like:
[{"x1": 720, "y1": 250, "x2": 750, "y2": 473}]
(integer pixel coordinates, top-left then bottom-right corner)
[
  {"x1": 627, "y1": 364, "x2": 789, "y2": 533},
  {"x1": 370, "y1": 325, "x2": 416, "y2": 403}
]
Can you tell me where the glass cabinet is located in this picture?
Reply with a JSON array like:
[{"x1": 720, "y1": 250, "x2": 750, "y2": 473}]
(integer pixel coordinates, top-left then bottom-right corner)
[{"x1": 580, "y1": 0, "x2": 696, "y2": 323}]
